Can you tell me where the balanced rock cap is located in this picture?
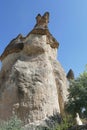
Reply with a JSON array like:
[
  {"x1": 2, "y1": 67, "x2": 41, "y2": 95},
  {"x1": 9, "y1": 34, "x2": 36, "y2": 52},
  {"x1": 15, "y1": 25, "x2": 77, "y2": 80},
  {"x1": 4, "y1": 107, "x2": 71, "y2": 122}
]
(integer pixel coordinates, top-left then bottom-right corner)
[{"x1": 0, "y1": 12, "x2": 59, "y2": 61}]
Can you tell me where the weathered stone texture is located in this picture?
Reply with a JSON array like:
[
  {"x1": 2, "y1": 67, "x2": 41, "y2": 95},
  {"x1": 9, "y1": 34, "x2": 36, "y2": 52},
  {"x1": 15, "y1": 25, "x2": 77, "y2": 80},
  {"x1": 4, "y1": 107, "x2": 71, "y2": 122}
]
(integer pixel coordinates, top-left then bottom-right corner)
[{"x1": 0, "y1": 12, "x2": 68, "y2": 128}]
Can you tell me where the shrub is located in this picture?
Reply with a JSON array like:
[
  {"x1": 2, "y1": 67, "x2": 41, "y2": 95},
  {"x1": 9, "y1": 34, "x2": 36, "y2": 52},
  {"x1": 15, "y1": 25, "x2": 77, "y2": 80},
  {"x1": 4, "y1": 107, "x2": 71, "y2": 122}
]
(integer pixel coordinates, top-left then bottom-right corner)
[
  {"x1": 0, "y1": 115, "x2": 23, "y2": 130},
  {"x1": 55, "y1": 116, "x2": 73, "y2": 130},
  {"x1": 48, "y1": 115, "x2": 74, "y2": 130}
]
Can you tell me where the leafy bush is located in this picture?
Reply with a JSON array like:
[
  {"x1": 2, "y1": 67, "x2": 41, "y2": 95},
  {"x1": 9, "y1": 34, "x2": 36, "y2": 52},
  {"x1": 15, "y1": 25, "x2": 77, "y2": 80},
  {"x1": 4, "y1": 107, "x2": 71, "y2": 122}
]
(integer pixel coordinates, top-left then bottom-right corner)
[
  {"x1": 51, "y1": 115, "x2": 73, "y2": 130},
  {"x1": 0, "y1": 115, "x2": 23, "y2": 130}
]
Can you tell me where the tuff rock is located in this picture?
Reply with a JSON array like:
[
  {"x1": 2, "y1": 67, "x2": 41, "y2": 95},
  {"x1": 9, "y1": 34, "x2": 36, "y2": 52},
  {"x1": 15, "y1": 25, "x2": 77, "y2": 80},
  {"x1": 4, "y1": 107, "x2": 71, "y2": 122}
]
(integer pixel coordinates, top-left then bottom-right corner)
[
  {"x1": 67, "y1": 69, "x2": 74, "y2": 80},
  {"x1": 0, "y1": 12, "x2": 68, "y2": 129}
]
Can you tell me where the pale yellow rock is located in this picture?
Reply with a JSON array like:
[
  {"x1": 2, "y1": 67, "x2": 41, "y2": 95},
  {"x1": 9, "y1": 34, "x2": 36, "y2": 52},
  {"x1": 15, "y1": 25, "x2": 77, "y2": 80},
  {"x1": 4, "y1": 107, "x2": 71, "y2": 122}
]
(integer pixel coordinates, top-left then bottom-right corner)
[
  {"x1": 0, "y1": 34, "x2": 68, "y2": 122},
  {"x1": 75, "y1": 113, "x2": 83, "y2": 125},
  {"x1": 0, "y1": 12, "x2": 68, "y2": 128}
]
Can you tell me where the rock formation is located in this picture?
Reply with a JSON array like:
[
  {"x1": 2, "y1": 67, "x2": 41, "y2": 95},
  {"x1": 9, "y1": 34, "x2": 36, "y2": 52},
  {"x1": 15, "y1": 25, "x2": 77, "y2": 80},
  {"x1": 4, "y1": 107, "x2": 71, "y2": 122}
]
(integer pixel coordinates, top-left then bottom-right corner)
[
  {"x1": 75, "y1": 113, "x2": 83, "y2": 125},
  {"x1": 0, "y1": 12, "x2": 68, "y2": 128},
  {"x1": 67, "y1": 69, "x2": 74, "y2": 80}
]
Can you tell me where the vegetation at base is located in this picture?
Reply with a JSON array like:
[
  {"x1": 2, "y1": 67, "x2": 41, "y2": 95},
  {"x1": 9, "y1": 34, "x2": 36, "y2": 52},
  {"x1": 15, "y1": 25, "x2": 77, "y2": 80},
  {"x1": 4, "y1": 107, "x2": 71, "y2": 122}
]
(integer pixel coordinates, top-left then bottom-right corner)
[
  {"x1": 35, "y1": 115, "x2": 74, "y2": 130},
  {"x1": 66, "y1": 66, "x2": 87, "y2": 118},
  {"x1": 0, "y1": 114, "x2": 23, "y2": 130},
  {"x1": 50, "y1": 115, "x2": 74, "y2": 130},
  {"x1": 0, "y1": 114, "x2": 74, "y2": 130}
]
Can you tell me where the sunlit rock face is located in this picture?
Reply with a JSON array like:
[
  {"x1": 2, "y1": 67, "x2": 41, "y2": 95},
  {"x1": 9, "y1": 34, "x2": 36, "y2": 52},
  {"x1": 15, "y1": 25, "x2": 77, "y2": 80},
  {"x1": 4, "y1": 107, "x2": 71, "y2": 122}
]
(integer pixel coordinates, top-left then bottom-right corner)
[{"x1": 0, "y1": 12, "x2": 68, "y2": 128}]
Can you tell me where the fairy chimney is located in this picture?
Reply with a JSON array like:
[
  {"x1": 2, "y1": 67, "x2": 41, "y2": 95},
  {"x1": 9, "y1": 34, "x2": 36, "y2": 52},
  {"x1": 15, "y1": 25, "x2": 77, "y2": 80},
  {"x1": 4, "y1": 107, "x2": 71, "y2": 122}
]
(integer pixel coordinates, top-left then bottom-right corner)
[
  {"x1": 0, "y1": 12, "x2": 68, "y2": 128},
  {"x1": 67, "y1": 69, "x2": 74, "y2": 80}
]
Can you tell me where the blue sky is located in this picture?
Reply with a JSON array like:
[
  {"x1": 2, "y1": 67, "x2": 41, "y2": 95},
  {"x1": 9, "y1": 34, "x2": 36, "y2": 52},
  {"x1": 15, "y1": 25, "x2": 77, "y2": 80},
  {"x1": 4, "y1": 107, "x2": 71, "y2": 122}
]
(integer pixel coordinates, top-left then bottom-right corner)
[{"x1": 0, "y1": 0, "x2": 87, "y2": 77}]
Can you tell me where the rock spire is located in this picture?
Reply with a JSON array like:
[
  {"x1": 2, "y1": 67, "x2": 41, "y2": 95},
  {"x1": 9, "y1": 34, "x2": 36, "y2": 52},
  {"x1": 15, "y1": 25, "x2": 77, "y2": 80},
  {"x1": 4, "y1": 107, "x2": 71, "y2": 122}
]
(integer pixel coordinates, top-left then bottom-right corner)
[
  {"x1": 0, "y1": 12, "x2": 68, "y2": 129},
  {"x1": 67, "y1": 69, "x2": 74, "y2": 80}
]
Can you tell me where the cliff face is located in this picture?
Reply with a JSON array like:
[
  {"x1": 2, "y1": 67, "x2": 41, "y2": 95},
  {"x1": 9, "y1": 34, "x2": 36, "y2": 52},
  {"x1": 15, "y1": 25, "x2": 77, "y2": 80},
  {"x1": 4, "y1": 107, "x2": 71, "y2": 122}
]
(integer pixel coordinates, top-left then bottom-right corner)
[{"x1": 0, "y1": 12, "x2": 68, "y2": 127}]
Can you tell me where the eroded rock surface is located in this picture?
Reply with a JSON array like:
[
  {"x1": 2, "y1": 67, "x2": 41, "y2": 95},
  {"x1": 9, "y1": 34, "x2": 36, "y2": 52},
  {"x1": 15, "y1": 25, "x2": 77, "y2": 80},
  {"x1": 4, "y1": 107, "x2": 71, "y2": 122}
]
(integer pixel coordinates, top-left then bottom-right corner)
[{"x1": 0, "y1": 12, "x2": 68, "y2": 128}]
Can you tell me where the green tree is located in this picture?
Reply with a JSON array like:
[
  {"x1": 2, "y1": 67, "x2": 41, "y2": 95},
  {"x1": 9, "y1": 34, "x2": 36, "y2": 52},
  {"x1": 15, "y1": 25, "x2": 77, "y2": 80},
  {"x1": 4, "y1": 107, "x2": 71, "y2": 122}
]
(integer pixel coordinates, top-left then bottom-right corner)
[{"x1": 66, "y1": 68, "x2": 87, "y2": 118}]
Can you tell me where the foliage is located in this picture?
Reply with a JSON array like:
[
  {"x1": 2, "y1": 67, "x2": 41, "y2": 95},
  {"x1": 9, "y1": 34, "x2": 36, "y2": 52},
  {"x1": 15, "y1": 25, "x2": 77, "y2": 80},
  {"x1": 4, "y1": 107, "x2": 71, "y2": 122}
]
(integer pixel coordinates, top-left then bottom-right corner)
[
  {"x1": 49, "y1": 115, "x2": 74, "y2": 130},
  {"x1": 0, "y1": 114, "x2": 74, "y2": 130},
  {"x1": 66, "y1": 68, "x2": 87, "y2": 118},
  {"x1": 35, "y1": 115, "x2": 73, "y2": 130},
  {"x1": 0, "y1": 115, "x2": 23, "y2": 130}
]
